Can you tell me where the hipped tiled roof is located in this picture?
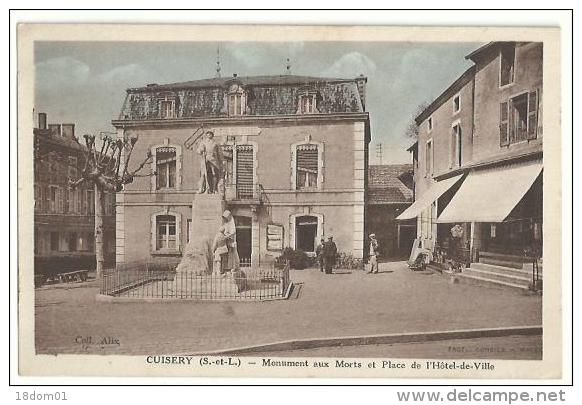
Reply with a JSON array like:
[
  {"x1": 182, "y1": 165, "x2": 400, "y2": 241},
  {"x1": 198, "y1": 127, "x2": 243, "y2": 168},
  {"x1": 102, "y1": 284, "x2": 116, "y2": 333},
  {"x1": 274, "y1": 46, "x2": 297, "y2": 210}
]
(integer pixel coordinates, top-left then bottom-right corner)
[
  {"x1": 368, "y1": 164, "x2": 414, "y2": 204},
  {"x1": 118, "y1": 74, "x2": 365, "y2": 120}
]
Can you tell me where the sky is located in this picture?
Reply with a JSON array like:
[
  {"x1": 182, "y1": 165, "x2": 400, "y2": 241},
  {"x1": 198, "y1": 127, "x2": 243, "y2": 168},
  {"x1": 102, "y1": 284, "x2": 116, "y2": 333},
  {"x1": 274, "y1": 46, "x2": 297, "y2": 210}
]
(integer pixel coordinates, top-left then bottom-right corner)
[{"x1": 34, "y1": 41, "x2": 481, "y2": 164}]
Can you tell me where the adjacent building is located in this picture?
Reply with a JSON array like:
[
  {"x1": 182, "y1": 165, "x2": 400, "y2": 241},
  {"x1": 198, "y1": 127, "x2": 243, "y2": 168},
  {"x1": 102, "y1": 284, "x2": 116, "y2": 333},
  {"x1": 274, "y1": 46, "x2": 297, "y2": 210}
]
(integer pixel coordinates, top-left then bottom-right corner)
[
  {"x1": 34, "y1": 113, "x2": 116, "y2": 274},
  {"x1": 367, "y1": 164, "x2": 415, "y2": 259},
  {"x1": 112, "y1": 74, "x2": 370, "y2": 267},
  {"x1": 399, "y1": 42, "x2": 543, "y2": 284}
]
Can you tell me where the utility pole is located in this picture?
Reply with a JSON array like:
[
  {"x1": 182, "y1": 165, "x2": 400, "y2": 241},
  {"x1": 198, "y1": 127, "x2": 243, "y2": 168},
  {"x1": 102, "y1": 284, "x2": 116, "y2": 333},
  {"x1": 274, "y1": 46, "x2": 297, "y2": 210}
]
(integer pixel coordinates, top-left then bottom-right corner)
[{"x1": 375, "y1": 143, "x2": 383, "y2": 165}]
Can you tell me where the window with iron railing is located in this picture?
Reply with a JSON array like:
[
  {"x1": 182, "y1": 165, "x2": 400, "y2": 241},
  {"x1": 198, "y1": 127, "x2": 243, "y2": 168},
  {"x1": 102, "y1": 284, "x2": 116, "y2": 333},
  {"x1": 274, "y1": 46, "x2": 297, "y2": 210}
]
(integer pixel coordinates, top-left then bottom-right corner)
[{"x1": 155, "y1": 146, "x2": 177, "y2": 189}]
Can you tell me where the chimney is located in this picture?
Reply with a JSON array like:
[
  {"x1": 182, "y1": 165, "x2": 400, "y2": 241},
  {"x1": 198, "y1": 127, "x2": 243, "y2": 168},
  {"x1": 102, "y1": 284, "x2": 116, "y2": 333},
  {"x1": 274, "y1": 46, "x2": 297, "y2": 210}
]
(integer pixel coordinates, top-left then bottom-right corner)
[
  {"x1": 355, "y1": 74, "x2": 367, "y2": 110},
  {"x1": 38, "y1": 112, "x2": 47, "y2": 130},
  {"x1": 48, "y1": 124, "x2": 61, "y2": 138},
  {"x1": 61, "y1": 124, "x2": 75, "y2": 139}
]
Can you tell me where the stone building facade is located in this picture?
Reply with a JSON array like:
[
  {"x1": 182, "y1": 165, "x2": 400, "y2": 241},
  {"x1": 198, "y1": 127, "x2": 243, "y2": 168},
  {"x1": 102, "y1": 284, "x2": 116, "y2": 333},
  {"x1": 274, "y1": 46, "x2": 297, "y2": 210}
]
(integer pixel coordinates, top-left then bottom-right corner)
[
  {"x1": 112, "y1": 75, "x2": 370, "y2": 267},
  {"x1": 34, "y1": 113, "x2": 116, "y2": 274},
  {"x1": 399, "y1": 42, "x2": 543, "y2": 269}
]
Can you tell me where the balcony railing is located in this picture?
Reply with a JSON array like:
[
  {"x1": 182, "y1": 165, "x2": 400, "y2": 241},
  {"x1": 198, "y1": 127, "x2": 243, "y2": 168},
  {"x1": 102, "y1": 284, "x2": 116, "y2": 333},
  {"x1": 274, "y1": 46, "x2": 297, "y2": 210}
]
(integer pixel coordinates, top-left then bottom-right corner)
[{"x1": 225, "y1": 183, "x2": 263, "y2": 203}]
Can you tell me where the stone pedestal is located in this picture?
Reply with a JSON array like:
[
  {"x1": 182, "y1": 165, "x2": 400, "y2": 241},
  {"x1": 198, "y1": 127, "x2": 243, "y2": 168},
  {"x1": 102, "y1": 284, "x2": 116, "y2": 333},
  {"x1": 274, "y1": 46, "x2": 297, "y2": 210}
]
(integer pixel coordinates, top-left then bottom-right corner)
[{"x1": 176, "y1": 193, "x2": 226, "y2": 275}]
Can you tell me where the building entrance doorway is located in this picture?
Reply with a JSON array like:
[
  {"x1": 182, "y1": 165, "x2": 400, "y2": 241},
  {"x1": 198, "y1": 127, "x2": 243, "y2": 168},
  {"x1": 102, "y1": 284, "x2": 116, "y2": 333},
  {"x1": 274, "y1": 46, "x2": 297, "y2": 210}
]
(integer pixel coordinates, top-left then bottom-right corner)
[
  {"x1": 295, "y1": 215, "x2": 318, "y2": 253},
  {"x1": 234, "y1": 216, "x2": 252, "y2": 266}
]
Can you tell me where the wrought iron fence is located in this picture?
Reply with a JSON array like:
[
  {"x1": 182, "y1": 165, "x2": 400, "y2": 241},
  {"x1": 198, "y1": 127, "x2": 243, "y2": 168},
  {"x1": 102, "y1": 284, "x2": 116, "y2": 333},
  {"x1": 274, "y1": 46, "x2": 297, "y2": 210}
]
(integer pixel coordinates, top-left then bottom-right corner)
[{"x1": 101, "y1": 260, "x2": 291, "y2": 301}]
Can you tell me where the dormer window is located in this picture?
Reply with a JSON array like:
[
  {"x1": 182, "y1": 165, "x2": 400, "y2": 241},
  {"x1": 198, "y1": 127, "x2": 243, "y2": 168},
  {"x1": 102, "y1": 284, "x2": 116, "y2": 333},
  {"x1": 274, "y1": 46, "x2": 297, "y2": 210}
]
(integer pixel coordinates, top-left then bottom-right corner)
[
  {"x1": 159, "y1": 96, "x2": 176, "y2": 119},
  {"x1": 227, "y1": 84, "x2": 246, "y2": 116},
  {"x1": 297, "y1": 89, "x2": 318, "y2": 114}
]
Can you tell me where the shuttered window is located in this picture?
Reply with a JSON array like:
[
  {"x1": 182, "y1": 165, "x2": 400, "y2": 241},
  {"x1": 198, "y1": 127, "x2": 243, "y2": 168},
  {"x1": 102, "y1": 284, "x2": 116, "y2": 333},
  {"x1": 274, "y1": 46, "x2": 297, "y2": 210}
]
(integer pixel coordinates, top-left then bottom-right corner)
[
  {"x1": 236, "y1": 145, "x2": 254, "y2": 199},
  {"x1": 500, "y1": 89, "x2": 540, "y2": 147},
  {"x1": 425, "y1": 140, "x2": 433, "y2": 177},
  {"x1": 527, "y1": 89, "x2": 539, "y2": 140},
  {"x1": 296, "y1": 145, "x2": 319, "y2": 189},
  {"x1": 500, "y1": 101, "x2": 509, "y2": 146}
]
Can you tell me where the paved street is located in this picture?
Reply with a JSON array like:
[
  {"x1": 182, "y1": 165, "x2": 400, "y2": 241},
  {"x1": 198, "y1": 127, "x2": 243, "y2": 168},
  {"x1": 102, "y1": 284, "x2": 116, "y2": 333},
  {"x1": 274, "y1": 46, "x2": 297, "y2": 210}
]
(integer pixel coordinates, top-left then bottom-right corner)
[{"x1": 35, "y1": 261, "x2": 542, "y2": 357}]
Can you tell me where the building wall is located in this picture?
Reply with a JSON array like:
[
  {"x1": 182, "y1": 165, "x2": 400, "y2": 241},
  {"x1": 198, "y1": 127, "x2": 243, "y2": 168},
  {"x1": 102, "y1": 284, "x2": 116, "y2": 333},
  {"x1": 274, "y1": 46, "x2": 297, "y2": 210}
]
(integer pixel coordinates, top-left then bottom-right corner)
[
  {"x1": 116, "y1": 118, "x2": 368, "y2": 265},
  {"x1": 416, "y1": 77, "x2": 474, "y2": 197},
  {"x1": 472, "y1": 42, "x2": 543, "y2": 163},
  {"x1": 34, "y1": 131, "x2": 116, "y2": 270}
]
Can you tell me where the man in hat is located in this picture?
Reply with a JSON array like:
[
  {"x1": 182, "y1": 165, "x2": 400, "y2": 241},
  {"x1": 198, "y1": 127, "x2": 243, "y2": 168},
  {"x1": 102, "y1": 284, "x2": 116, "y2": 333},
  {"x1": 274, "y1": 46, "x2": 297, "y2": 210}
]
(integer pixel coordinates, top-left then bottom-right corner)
[
  {"x1": 367, "y1": 233, "x2": 379, "y2": 274},
  {"x1": 323, "y1": 236, "x2": 337, "y2": 274},
  {"x1": 315, "y1": 237, "x2": 325, "y2": 273}
]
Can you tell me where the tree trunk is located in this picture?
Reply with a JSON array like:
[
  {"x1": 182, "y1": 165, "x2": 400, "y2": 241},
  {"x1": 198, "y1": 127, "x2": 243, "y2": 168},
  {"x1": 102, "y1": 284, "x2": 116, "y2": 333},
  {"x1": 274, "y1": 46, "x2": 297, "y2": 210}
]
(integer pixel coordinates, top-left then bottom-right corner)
[{"x1": 94, "y1": 184, "x2": 104, "y2": 280}]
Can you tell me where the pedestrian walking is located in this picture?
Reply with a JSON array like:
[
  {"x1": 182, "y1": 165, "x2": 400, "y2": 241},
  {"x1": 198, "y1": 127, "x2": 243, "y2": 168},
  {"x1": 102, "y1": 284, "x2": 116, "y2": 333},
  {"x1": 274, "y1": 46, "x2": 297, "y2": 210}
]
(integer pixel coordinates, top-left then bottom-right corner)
[
  {"x1": 323, "y1": 236, "x2": 337, "y2": 274},
  {"x1": 315, "y1": 237, "x2": 325, "y2": 272},
  {"x1": 367, "y1": 233, "x2": 379, "y2": 274}
]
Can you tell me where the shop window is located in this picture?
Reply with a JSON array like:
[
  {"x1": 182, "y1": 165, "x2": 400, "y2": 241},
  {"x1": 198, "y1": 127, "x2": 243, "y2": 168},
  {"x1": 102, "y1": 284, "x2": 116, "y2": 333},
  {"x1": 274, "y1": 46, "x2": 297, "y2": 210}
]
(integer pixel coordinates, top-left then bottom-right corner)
[
  {"x1": 50, "y1": 232, "x2": 59, "y2": 251},
  {"x1": 68, "y1": 232, "x2": 77, "y2": 252}
]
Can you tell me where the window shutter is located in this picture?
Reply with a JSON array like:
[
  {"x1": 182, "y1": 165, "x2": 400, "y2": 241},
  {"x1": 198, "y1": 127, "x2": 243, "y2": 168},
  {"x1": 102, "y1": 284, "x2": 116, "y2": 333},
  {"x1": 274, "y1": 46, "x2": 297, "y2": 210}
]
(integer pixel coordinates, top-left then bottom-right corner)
[
  {"x1": 527, "y1": 89, "x2": 539, "y2": 140},
  {"x1": 449, "y1": 129, "x2": 455, "y2": 169},
  {"x1": 236, "y1": 146, "x2": 254, "y2": 198},
  {"x1": 499, "y1": 101, "x2": 509, "y2": 146},
  {"x1": 296, "y1": 145, "x2": 319, "y2": 188}
]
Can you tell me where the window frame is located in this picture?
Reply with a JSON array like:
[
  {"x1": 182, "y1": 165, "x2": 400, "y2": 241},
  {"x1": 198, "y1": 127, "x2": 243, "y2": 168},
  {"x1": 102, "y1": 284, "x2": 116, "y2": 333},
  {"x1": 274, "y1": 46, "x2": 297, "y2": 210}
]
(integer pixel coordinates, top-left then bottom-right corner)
[
  {"x1": 291, "y1": 138, "x2": 324, "y2": 191},
  {"x1": 452, "y1": 93, "x2": 461, "y2": 115},
  {"x1": 227, "y1": 84, "x2": 247, "y2": 116},
  {"x1": 499, "y1": 44, "x2": 517, "y2": 88},
  {"x1": 450, "y1": 121, "x2": 462, "y2": 169},
  {"x1": 425, "y1": 139, "x2": 434, "y2": 178},
  {"x1": 427, "y1": 116, "x2": 433, "y2": 133},
  {"x1": 150, "y1": 142, "x2": 182, "y2": 192},
  {"x1": 150, "y1": 210, "x2": 182, "y2": 255},
  {"x1": 500, "y1": 89, "x2": 539, "y2": 147},
  {"x1": 159, "y1": 96, "x2": 176, "y2": 119},
  {"x1": 298, "y1": 93, "x2": 318, "y2": 114}
]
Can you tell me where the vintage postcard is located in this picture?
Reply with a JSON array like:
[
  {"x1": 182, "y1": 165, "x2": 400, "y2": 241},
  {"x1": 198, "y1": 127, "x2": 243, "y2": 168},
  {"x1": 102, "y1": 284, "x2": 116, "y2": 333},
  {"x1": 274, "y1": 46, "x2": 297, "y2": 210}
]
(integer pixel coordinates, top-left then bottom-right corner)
[{"x1": 17, "y1": 23, "x2": 564, "y2": 379}]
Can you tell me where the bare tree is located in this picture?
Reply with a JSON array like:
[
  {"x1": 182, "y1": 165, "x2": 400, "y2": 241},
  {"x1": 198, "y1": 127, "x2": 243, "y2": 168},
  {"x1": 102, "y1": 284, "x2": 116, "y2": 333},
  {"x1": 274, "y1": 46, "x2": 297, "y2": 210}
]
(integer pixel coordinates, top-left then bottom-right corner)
[
  {"x1": 405, "y1": 101, "x2": 432, "y2": 139},
  {"x1": 69, "y1": 133, "x2": 153, "y2": 279}
]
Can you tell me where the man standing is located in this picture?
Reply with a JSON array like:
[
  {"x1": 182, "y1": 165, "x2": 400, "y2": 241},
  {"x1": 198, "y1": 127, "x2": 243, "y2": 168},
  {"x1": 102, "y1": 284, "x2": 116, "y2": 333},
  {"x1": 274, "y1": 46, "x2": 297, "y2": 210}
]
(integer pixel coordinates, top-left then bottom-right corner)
[
  {"x1": 197, "y1": 130, "x2": 222, "y2": 194},
  {"x1": 315, "y1": 237, "x2": 325, "y2": 272},
  {"x1": 323, "y1": 236, "x2": 337, "y2": 275},
  {"x1": 367, "y1": 233, "x2": 379, "y2": 274}
]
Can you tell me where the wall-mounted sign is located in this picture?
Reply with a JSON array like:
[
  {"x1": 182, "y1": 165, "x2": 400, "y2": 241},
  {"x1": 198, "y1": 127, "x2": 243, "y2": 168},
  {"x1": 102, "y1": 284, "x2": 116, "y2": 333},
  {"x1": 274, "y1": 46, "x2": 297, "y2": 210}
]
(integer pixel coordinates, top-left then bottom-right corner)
[{"x1": 267, "y1": 223, "x2": 284, "y2": 251}]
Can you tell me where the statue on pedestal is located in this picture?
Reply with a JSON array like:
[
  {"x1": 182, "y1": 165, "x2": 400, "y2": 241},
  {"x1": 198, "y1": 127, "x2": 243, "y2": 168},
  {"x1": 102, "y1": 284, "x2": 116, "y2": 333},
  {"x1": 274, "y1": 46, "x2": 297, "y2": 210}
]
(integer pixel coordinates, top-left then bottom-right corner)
[
  {"x1": 212, "y1": 210, "x2": 241, "y2": 275},
  {"x1": 196, "y1": 130, "x2": 223, "y2": 195}
]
